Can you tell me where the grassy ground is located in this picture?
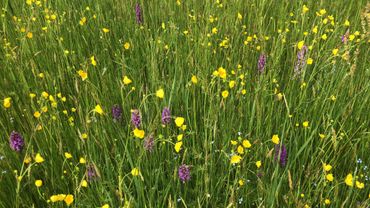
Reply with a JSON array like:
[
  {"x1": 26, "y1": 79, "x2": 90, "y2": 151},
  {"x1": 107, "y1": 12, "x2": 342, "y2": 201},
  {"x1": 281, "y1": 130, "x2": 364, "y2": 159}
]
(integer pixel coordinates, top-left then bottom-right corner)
[{"x1": 1, "y1": 0, "x2": 370, "y2": 207}]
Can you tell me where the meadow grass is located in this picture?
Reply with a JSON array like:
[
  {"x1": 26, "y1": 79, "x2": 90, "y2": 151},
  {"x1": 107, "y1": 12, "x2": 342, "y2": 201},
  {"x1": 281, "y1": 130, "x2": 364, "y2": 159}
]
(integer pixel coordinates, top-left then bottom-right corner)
[{"x1": 0, "y1": 0, "x2": 370, "y2": 207}]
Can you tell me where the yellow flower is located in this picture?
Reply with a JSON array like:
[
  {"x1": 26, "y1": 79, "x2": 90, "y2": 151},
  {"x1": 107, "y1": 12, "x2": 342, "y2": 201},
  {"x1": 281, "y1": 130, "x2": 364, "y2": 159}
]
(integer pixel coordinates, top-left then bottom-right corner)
[
  {"x1": 79, "y1": 17, "x2": 87, "y2": 25},
  {"x1": 133, "y1": 128, "x2": 145, "y2": 139},
  {"x1": 217, "y1": 67, "x2": 227, "y2": 79},
  {"x1": 175, "y1": 117, "x2": 185, "y2": 127},
  {"x1": 238, "y1": 179, "x2": 244, "y2": 186},
  {"x1": 237, "y1": 145, "x2": 244, "y2": 154},
  {"x1": 174, "y1": 141, "x2": 183, "y2": 153},
  {"x1": 94, "y1": 105, "x2": 104, "y2": 115},
  {"x1": 345, "y1": 173, "x2": 354, "y2": 186},
  {"x1": 123, "y1": 76, "x2": 132, "y2": 85},
  {"x1": 64, "y1": 152, "x2": 72, "y2": 159},
  {"x1": 35, "y1": 153, "x2": 45, "y2": 163},
  {"x1": 356, "y1": 181, "x2": 364, "y2": 189},
  {"x1": 344, "y1": 20, "x2": 350, "y2": 26},
  {"x1": 330, "y1": 95, "x2": 337, "y2": 101},
  {"x1": 306, "y1": 58, "x2": 313, "y2": 65},
  {"x1": 156, "y1": 88, "x2": 164, "y2": 99},
  {"x1": 312, "y1": 26, "x2": 318, "y2": 34},
  {"x1": 297, "y1": 41, "x2": 305, "y2": 50},
  {"x1": 230, "y1": 155, "x2": 242, "y2": 164},
  {"x1": 324, "y1": 199, "x2": 331, "y2": 205},
  {"x1": 321, "y1": 34, "x2": 327, "y2": 40},
  {"x1": 229, "y1": 81, "x2": 235, "y2": 89},
  {"x1": 3, "y1": 97, "x2": 11, "y2": 108},
  {"x1": 77, "y1": 70, "x2": 88, "y2": 81},
  {"x1": 221, "y1": 90, "x2": 229, "y2": 98},
  {"x1": 332, "y1": 48, "x2": 339, "y2": 56},
  {"x1": 50, "y1": 195, "x2": 60, "y2": 202},
  {"x1": 35, "y1": 180, "x2": 43, "y2": 187},
  {"x1": 302, "y1": 121, "x2": 309, "y2": 128},
  {"x1": 272, "y1": 134, "x2": 280, "y2": 144},
  {"x1": 34, "y1": 111, "x2": 41, "y2": 118},
  {"x1": 81, "y1": 133, "x2": 88, "y2": 140},
  {"x1": 131, "y1": 168, "x2": 139, "y2": 176},
  {"x1": 101, "y1": 204, "x2": 110, "y2": 208},
  {"x1": 26, "y1": 32, "x2": 33, "y2": 39},
  {"x1": 256, "y1": 161, "x2": 262, "y2": 168},
  {"x1": 191, "y1": 75, "x2": 198, "y2": 84},
  {"x1": 242, "y1": 139, "x2": 252, "y2": 148},
  {"x1": 323, "y1": 163, "x2": 332, "y2": 172},
  {"x1": 102, "y1": 28, "x2": 110, "y2": 33},
  {"x1": 124, "y1": 42, "x2": 130, "y2": 50},
  {"x1": 237, "y1": 12, "x2": 242, "y2": 20},
  {"x1": 302, "y1": 5, "x2": 309, "y2": 13},
  {"x1": 177, "y1": 134, "x2": 183, "y2": 141},
  {"x1": 319, "y1": 134, "x2": 326, "y2": 139},
  {"x1": 211, "y1": 27, "x2": 218, "y2": 34},
  {"x1": 231, "y1": 140, "x2": 238, "y2": 145},
  {"x1": 79, "y1": 157, "x2": 86, "y2": 164},
  {"x1": 90, "y1": 56, "x2": 97, "y2": 66},
  {"x1": 349, "y1": 34, "x2": 355, "y2": 41},
  {"x1": 81, "y1": 180, "x2": 88, "y2": 187},
  {"x1": 64, "y1": 194, "x2": 74, "y2": 206},
  {"x1": 24, "y1": 156, "x2": 32, "y2": 164}
]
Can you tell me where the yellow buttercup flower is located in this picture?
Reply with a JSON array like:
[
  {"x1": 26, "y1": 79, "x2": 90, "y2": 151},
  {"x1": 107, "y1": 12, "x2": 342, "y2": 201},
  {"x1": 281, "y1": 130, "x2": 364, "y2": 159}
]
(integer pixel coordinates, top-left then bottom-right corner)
[
  {"x1": 321, "y1": 34, "x2": 327, "y2": 40},
  {"x1": 297, "y1": 41, "x2": 305, "y2": 50},
  {"x1": 64, "y1": 194, "x2": 74, "y2": 206},
  {"x1": 123, "y1": 76, "x2": 132, "y2": 85},
  {"x1": 3, "y1": 97, "x2": 11, "y2": 108},
  {"x1": 332, "y1": 48, "x2": 338, "y2": 56},
  {"x1": 272, "y1": 135, "x2": 280, "y2": 144},
  {"x1": 326, "y1": 173, "x2": 334, "y2": 182},
  {"x1": 77, "y1": 70, "x2": 87, "y2": 81},
  {"x1": 174, "y1": 141, "x2": 183, "y2": 153},
  {"x1": 302, "y1": 5, "x2": 309, "y2": 13},
  {"x1": 302, "y1": 121, "x2": 309, "y2": 128},
  {"x1": 101, "y1": 204, "x2": 110, "y2": 208},
  {"x1": 156, "y1": 88, "x2": 164, "y2": 99},
  {"x1": 175, "y1": 117, "x2": 185, "y2": 127},
  {"x1": 217, "y1": 67, "x2": 227, "y2": 79},
  {"x1": 34, "y1": 111, "x2": 41, "y2": 118},
  {"x1": 237, "y1": 145, "x2": 244, "y2": 154},
  {"x1": 242, "y1": 139, "x2": 252, "y2": 148},
  {"x1": 356, "y1": 181, "x2": 364, "y2": 189},
  {"x1": 124, "y1": 42, "x2": 130, "y2": 50},
  {"x1": 81, "y1": 133, "x2": 88, "y2": 140},
  {"x1": 94, "y1": 105, "x2": 104, "y2": 115},
  {"x1": 102, "y1": 28, "x2": 110, "y2": 33},
  {"x1": 35, "y1": 180, "x2": 43, "y2": 187},
  {"x1": 229, "y1": 81, "x2": 235, "y2": 89},
  {"x1": 345, "y1": 173, "x2": 354, "y2": 187},
  {"x1": 35, "y1": 153, "x2": 45, "y2": 163},
  {"x1": 90, "y1": 56, "x2": 97, "y2": 66},
  {"x1": 230, "y1": 155, "x2": 242, "y2": 164},
  {"x1": 131, "y1": 168, "x2": 139, "y2": 176},
  {"x1": 133, "y1": 128, "x2": 145, "y2": 139},
  {"x1": 81, "y1": 180, "x2": 88, "y2": 187},
  {"x1": 256, "y1": 161, "x2": 262, "y2": 168},
  {"x1": 79, "y1": 157, "x2": 86, "y2": 164},
  {"x1": 191, "y1": 75, "x2": 198, "y2": 84},
  {"x1": 237, "y1": 12, "x2": 242, "y2": 20},
  {"x1": 64, "y1": 152, "x2": 72, "y2": 159},
  {"x1": 221, "y1": 90, "x2": 229, "y2": 98},
  {"x1": 306, "y1": 58, "x2": 313, "y2": 65},
  {"x1": 323, "y1": 163, "x2": 332, "y2": 172}
]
